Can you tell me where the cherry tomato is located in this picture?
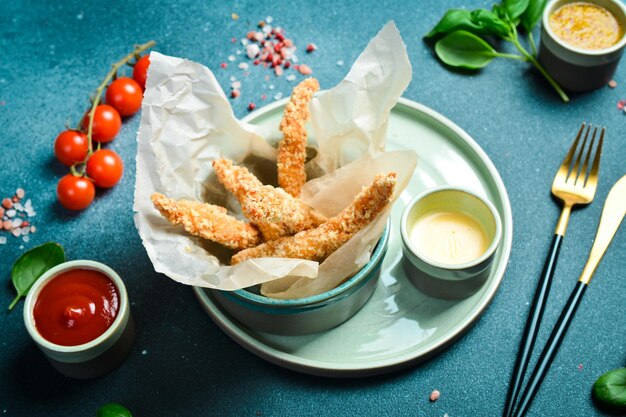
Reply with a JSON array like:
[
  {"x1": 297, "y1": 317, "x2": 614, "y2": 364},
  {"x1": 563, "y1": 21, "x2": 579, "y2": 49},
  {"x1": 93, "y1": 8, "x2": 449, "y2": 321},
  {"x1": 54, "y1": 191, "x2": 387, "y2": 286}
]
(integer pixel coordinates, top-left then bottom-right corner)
[
  {"x1": 54, "y1": 130, "x2": 89, "y2": 166},
  {"x1": 105, "y1": 77, "x2": 143, "y2": 116},
  {"x1": 86, "y1": 149, "x2": 124, "y2": 188},
  {"x1": 133, "y1": 55, "x2": 150, "y2": 90},
  {"x1": 57, "y1": 175, "x2": 95, "y2": 210},
  {"x1": 82, "y1": 104, "x2": 121, "y2": 143}
]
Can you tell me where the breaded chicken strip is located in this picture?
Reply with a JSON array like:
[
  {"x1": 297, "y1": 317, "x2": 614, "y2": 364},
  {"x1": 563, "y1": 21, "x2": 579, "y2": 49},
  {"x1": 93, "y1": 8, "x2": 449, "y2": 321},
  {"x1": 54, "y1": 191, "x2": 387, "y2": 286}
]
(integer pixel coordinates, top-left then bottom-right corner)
[
  {"x1": 277, "y1": 78, "x2": 319, "y2": 198},
  {"x1": 212, "y1": 158, "x2": 326, "y2": 241},
  {"x1": 151, "y1": 193, "x2": 262, "y2": 250},
  {"x1": 231, "y1": 173, "x2": 396, "y2": 264}
]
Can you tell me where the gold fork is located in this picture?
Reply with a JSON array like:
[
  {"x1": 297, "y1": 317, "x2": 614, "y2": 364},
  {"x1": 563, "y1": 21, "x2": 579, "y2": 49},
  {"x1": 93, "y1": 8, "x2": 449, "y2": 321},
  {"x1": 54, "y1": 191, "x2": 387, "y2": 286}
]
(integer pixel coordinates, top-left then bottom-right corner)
[{"x1": 503, "y1": 123, "x2": 604, "y2": 417}]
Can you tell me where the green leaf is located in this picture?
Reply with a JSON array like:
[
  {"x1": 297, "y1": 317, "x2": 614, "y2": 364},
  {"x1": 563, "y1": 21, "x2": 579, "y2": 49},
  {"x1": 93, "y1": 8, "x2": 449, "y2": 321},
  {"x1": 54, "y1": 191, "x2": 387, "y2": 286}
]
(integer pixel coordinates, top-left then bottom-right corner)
[
  {"x1": 425, "y1": 8, "x2": 511, "y2": 39},
  {"x1": 470, "y1": 9, "x2": 512, "y2": 37},
  {"x1": 435, "y1": 31, "x2": 499, "y2": 69},
  {"x1": 504, "y1": 0, "x2": 530, "y2": 20},
  {"x1": 520, "y1": 0, "x2": 547, "y2": 32},
  {"x1": 593, "y1": 368, "x2": 626, "y2": 409},
  {"x1": 97, "y1": 403, "x2": 133, "y2": 417},
  {"x1": 7, "y1": 242, "x2": 66, "y2": 311}
]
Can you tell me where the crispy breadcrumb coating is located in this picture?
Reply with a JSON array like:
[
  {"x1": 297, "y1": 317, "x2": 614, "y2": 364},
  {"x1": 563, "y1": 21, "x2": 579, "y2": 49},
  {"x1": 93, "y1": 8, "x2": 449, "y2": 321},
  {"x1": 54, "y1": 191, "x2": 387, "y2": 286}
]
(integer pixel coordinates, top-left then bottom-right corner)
[
  {"x1": 231, "y1": 172, "x2": 396, "y2": 264},
  {"x1": 151, "y1": 193, "x2": 262, "y2": 250},
  {"x1": 212, "y1": 158, "x2": 326, "y2": 241},
  {"x1": 277, "y1": 78, "x2": 319, "y2": 197}
]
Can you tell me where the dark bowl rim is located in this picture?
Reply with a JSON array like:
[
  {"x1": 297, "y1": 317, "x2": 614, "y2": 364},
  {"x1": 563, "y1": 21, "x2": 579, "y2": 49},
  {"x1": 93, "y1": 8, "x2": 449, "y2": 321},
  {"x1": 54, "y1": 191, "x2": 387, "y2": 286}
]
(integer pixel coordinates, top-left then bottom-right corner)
[{"x1": 222, "y1": 217, "x2": 391, "y2": 308}]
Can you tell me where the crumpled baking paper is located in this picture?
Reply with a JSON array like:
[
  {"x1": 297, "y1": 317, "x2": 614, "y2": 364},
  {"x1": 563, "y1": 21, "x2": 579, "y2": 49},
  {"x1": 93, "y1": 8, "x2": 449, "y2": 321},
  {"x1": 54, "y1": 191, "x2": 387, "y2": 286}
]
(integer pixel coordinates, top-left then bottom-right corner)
[{"x1": 134, "y1": 21, "x2": 417, "y2": 298}]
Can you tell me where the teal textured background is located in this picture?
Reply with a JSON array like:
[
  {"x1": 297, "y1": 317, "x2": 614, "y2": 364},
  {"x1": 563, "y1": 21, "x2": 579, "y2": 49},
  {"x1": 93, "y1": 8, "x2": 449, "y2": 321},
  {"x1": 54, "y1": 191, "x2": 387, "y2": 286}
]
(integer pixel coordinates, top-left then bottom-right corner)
[{"x1": 1, "y1": 1, "x2": 625, "y2": 416}]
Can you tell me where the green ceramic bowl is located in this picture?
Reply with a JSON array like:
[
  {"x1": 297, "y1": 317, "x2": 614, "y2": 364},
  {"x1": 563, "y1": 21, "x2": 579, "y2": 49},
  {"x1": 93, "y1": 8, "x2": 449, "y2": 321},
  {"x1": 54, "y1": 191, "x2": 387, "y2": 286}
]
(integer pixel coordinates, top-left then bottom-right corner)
[
  {"x1": 211, "y1": 219, "x2": 390, "y2": 335},
  {"x1": 23, "y1": 260, "x2": 135, "y2": 379}
]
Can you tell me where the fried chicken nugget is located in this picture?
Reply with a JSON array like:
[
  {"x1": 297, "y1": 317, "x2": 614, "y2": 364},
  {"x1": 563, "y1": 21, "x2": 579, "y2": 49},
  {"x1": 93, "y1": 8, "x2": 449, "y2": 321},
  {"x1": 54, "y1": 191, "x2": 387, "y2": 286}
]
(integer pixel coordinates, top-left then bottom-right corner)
[
  {"x1": 212, "y1": 158, "x2": 326, "y2": 241},
  {"x1": 277, "y1": 78, "x2": 320, "y2": 198},
  {"x1": 151, "y1": 193, "x2": 262, "y2": 250},
  {"x1": 231, "y1": 172, "x2": 396, "y2": 264}
]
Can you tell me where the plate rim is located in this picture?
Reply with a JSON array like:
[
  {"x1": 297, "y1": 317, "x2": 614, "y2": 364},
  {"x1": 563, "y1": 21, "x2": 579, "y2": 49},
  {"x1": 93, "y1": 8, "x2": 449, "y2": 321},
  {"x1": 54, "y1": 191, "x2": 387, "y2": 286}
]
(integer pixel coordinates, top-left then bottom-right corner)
[{"x1": 193, "y1": 96, "x2": 513, "y2": 377}]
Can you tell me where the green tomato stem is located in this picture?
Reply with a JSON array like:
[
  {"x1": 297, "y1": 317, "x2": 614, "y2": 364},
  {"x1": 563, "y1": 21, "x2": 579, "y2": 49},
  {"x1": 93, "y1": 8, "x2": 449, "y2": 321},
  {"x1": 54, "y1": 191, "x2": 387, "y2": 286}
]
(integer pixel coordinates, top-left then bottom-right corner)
[
  {"x1": 83, "y1": 41, "x2": 157, "y2": 162},
  {"x1": 509, "y1": 34, "x2": 570, "y2": 102},
  {"x1": 8, "y1": 294, "x2": 20, "y2": 311}
]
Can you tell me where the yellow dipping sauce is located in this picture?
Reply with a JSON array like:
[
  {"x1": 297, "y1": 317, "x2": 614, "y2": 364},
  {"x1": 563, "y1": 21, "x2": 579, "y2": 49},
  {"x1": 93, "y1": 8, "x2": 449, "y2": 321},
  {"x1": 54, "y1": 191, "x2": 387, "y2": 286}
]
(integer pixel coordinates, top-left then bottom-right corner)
[
  {"x1": 410, "y1": 211, "x2": 489, "y2": 265},
  {"x1": 549, "y1": 2, "x2": 624, "y2": 50}
]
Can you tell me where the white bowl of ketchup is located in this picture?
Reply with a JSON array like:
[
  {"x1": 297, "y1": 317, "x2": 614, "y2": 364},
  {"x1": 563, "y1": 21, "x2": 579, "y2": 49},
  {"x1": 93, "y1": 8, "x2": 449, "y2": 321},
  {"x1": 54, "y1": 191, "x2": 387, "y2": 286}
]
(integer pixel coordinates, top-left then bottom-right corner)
[{"x1": 23, "y1": 260, "x2": 134, "y2": 379}]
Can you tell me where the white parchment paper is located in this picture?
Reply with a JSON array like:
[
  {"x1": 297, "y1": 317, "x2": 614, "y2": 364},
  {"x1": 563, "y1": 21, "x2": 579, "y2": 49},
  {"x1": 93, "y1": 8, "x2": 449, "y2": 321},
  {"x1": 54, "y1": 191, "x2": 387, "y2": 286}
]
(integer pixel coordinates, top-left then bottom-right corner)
[{"x1": 134, "y1": 21, "x2": 417, "y2": 297}]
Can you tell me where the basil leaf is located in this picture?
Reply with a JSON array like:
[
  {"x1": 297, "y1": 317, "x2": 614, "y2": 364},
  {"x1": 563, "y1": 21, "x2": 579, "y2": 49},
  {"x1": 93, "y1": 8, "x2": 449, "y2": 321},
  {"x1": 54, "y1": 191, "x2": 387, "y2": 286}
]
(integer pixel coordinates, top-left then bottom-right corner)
[
  {"x1": 425, "y1": 8, "x2": 510, "y2": 39},
  {"x1": 7, "y1": 242, "x2": 65, "y2": 311},
  {"x1": 435, "y1": 31, "x2": 498, "y2": 69},
  {"x1": 97, "y1": 403, "x2": 133, "y2": 417},
  {"x1": 504, "y1": 0, "x2": 530, "y2": 20},
  {"x1": 470, "y1": 9, "x2": 512, "y2": 37},
  {"x1": 520, "y1": 0, "x2": 547, "y2": 32},
  {"x1": 593, "y1": 368, "x2": 626, "y2": 409}
]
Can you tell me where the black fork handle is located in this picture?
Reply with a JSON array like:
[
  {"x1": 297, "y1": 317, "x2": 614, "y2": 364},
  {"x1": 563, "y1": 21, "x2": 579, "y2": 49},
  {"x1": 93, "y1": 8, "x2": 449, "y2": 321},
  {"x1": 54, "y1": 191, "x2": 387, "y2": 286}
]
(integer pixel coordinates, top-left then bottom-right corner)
[
  {"x1": 502, "y1": 234, "x2": 563, "y2": 417},
  {"x1": 512, "y1": 281, "x2": 588, "y2": 417}
]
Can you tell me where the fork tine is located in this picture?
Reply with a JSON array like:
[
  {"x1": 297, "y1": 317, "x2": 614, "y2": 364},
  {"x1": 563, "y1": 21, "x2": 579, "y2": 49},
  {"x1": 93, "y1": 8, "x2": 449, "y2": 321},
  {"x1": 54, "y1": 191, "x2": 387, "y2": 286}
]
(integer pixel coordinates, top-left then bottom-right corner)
[
  {"x1": 558, "y1": 123, "x2": 585, "y2": 179},
  {"x1": 568, "y1": 124, "x2": 590, "y2": 183},
  {"x1": 585, "y1": 127, "x2": 604, "y2": 190},
  {"x1": 578, "y1": 127, "x2": 597, "y2": 186}
]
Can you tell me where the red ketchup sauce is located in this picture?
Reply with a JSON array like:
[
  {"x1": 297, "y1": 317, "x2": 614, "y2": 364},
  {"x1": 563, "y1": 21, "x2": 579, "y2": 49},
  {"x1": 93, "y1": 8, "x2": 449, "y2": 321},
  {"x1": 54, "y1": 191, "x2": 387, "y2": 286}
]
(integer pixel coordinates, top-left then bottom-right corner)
[{"x1": 33, "y1": 269, "x2": 119, "y2": 346}]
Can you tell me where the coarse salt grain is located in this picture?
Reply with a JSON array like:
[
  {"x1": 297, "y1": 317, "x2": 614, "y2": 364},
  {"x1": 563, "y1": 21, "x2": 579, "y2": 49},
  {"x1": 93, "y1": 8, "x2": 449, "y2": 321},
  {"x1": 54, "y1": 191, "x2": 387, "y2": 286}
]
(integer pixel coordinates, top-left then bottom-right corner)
[
  {"x1": 286, "y1": 74, "x2": 296, "y2": 82},
  {"x1": 298, "y1": 64, "x2": 312, "y2": 75},
  {"x1": 337, "y1": 60, "x2": 344, "y2": 66},
  {"x1": 608, "y1": 79, "x2": 617, "y2": 88},
  {"x1": 227, "y1": 55, "x2": 236, "y2": 62},
  {"x1": 6, "y1": 209, "x2": 15, "y2": 218},
  {"x1": 0, "y1": 236, "x2": 6, "y2": 245},
  {"x1": 429, "y1": 390, "x2": 440, "y2": 402},
  {"x1": 238, "y1": 62, "x2": 249, "y2": 70},
  {"x1": 16, "y1": 188, "x2": 25, "y2": 199},
  {"x1": 246, "y1": 44, "x2": 260, "y2": 59},
  {"x1": 11, "y1": 228, "x2": 20, "y2": 237}
]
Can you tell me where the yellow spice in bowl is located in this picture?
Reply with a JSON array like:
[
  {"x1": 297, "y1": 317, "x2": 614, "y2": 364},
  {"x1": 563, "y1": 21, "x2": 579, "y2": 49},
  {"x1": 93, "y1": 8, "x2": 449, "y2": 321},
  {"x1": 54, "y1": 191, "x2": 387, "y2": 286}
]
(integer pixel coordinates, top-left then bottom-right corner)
[{"x1": 549, "y1": 2, "x2": 624, "y2": 50}]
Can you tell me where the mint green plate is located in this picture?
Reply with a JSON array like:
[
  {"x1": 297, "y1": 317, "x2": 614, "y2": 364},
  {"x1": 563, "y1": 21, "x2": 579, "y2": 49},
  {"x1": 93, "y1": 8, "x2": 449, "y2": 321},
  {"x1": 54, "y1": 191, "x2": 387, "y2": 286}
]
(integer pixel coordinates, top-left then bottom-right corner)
[{"x1": 194, "y1": 97, "x2": 513, "y2": 377}]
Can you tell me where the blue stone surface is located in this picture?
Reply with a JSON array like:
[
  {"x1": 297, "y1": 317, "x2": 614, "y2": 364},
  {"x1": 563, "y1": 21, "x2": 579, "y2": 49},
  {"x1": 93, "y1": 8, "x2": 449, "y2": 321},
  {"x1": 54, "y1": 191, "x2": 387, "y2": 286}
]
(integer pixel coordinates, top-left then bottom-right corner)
[{"x1": 1, "y1": 1, "x2": 625, "y2": 416}]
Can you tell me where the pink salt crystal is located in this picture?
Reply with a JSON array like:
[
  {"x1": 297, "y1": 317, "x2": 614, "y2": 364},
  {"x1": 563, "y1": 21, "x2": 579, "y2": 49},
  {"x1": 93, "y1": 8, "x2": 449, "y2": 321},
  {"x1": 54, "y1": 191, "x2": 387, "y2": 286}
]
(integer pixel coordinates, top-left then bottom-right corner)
[
  {"x1": 3, "y1": 220, "x2": 12, "y2": 230},
  {"x1": 298, "y1": 64, "x2": 313, "y2": 75},
  {"x1": 429, "y1": 390, "x2": 440, "y2": 402},
  {"x1": 608, "y1": 80, "x2": 617, "y2": 88},
  {"x1": 0, "y1": 207, "x2": 4, "y2": 217},
  {"x1": 274, "y1": 65, "x2": 283, "y2": 76},
  {"x1": 2, "y1": 198, "x2": 12, "y2": 209}
]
